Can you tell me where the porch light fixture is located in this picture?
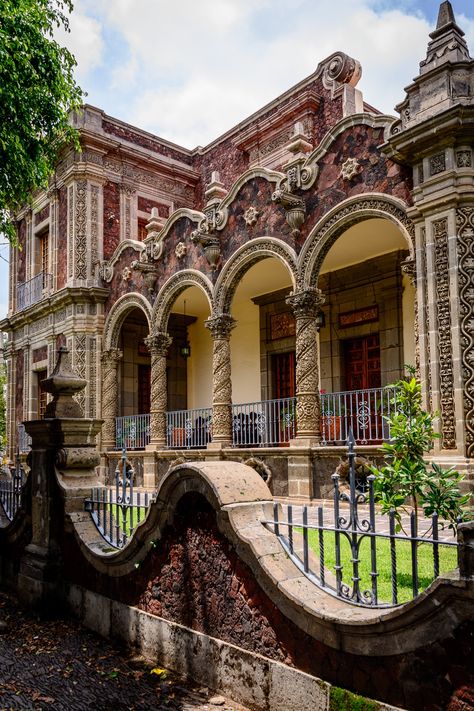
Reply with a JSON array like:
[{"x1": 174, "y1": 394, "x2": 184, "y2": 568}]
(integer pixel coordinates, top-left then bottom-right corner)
[
  {"x1": 180, "y1": 300, "x2": 191, "y2": 359},
  {"x1": 315, "y1": 309, "x2": 326, "y2": 331}
]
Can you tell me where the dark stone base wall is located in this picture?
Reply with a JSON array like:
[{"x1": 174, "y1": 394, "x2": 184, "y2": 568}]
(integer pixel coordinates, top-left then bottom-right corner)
[{"x1": 59, "y1": 491, "x2": 473, "y2": 711}]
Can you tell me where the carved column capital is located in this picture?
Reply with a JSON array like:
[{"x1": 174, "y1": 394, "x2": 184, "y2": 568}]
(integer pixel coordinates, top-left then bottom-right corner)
[
  {"x1": 101, "y1": 348, "x2": 123, "y2": 366},
  {"x1": 401, "y1": 256, "x2": 416, "y2": 285},
  {"x1": 145, "y1": 332, "x2": 172, "y2": 357},
  {"x1": 205, "y1": 313, "x2": 236, "y2": 340},
  {"x1": 286, "y1": 288, "x2": 325, "y2": 318}
]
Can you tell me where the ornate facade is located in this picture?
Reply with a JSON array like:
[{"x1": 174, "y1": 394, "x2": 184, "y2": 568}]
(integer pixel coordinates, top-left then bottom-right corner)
[{"x1": 2, "y1": 2, "x2": 474, "y2": 497}]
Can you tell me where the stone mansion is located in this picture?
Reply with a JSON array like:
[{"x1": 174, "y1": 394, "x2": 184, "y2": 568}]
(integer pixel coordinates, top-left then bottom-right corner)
[{"x1": 2, "y1": 1, "x2": 474, "y2": 497}]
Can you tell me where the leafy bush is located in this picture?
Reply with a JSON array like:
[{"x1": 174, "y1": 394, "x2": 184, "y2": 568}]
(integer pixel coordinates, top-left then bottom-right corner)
[{"x1": 370, "y1": 367, "x2": 472, "y2": 533}]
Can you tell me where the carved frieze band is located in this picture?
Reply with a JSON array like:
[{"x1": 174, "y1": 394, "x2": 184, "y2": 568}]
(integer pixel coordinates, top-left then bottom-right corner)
[
  {"x1": 456, "y1": 207, "x2": 474, "y2": 457},
  {"x1": 433, "y1": 218, "x2": 456, "y2": 449},
  {"x1": 75, "y1": 180, "x2": 88, "y2": 280}
]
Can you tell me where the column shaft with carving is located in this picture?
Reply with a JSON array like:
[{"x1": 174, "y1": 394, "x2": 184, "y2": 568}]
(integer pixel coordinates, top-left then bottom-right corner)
[
  {"x1": 145, "y1": 333, "x2": 172, "y2": 447},
  {"x1": 101, "y1": 349, "x2": 123, "y2": 449},
  {"x1": 205, "y1": 314, "x2": 236, "y2": 446},
  {"x1": 287, "y1": 288, "x2": 325, "y2": 442}
]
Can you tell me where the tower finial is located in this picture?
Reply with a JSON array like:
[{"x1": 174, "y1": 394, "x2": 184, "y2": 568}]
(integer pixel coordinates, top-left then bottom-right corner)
[{"x1": 436, "y1": 1, "x2": 456, "y2": 30}]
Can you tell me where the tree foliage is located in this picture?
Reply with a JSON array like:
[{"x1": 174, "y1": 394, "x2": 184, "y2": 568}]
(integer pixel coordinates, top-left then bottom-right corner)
[
  {"x1": 370, "y1": 367, "x2": 472, "y2": 533},
  {"x1": 0, "y1": 0, "x2": 83, "y2": 242}
]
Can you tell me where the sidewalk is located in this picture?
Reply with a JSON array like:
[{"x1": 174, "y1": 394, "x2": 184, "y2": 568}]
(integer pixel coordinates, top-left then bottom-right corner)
[{"x1": 0, "y1": 591, "x2": 249, "y2": 711}]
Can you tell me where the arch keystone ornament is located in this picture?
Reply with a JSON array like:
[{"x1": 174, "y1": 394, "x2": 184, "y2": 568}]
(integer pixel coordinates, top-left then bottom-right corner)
[
  {"x1": 145, "y1": 332, "x2": 173, "y2": 447},
  {"x1": 205, "y1": 313, "x2": 236, "y2": 447},
  {"x1": 286, "y1": 288, "x2": 325, "y2": 444}
]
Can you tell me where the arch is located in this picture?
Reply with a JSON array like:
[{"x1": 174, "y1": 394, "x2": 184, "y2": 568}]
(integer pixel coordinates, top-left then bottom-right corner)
[
  {"x1": 299, "y1": 194, "x2": 415, "y2": 288},
  {"x1": 103, "y1": 293, "x2": 153, "y2": 351},
  {"x1": 214, "y1": 237, "x2": 298, "y2": 314},
  {"x1": 152, "y1": 269, "x2": 214, "y2": 333}
]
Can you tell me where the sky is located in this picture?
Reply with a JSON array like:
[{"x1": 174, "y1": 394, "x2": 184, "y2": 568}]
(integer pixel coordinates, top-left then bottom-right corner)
[{"x1": 2, "y1": 0, "x2": 474, "y2": 320}]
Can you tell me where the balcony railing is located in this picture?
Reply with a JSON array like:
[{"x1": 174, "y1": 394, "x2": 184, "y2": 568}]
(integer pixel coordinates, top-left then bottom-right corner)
[
  {"x1": 166, "y1": 407, "x2": 213, "y2": 449},
  {"x1": 116, "y1": 414, "x2": 150, "y2": 450},
  {"x1": 232, "y1": 397, "x2": 296, "y2": 447},
  {"x1": 16, "y1": 272, "x2": 52, "y2": 311},
  {"x1": 114, "y1": 388, "x2": 397, "y2": 450},
  {"x1": 320, "y1": 386, "x2": 397, "y2": 445}
]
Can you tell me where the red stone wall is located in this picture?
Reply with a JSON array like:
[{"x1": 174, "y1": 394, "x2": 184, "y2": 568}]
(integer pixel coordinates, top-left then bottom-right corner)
[
  {"x1": 34, "y1": 204, "x2": 50, "y2": 226},
  {"x1": 32, "y1": 346, "x2": 48, "y2": 364},
  {"x1": 15, "y1": 351, "x2": 24, "y2": 425},
  {"x1": 137, "y1": 196, "x2": 169, "y2": 218},
  {"x1": 103, "y1": 182, "x2": 121, "y2": 260},
  {"x1": 57, "y1": 187, "x2": 68, "y2": 289},
  {"x1": 17, "y1": 219, "x2": 26, "y2": 284}
]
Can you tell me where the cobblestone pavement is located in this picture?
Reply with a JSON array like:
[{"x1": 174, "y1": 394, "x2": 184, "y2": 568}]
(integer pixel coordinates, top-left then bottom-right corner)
[{"x1": 0, "y1": 591, "x2": 249, "y2": 711}]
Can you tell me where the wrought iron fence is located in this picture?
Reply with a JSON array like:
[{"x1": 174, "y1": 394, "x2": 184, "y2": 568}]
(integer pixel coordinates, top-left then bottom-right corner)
[
  {"x1": 85, "y1": 449, "x2": 155, "y2": 549},
  {"x1": 16, "y1": 272, "x2": 52, "y2": 311},
  {"x1": 116, "y1": 414, "x2": 150, "y2": 450},
  {"x1": 265, "y1": 431, "x2": 458, "y2": 607},
  {"x1": 232, "y1": 397, "x2": 296, "y2": 447},
  {"x1": 0, "y1": 455, "x2": 27, "y2": 521},
  {"x1": 166, "y1": 407, "x2": 212, "y2": 449},
  {"x1": 18, "y1": 424, "x2": 31, "y2": 453},
  {"x1": 320, "y1": 386, "x2": 397, "y2": 445}
]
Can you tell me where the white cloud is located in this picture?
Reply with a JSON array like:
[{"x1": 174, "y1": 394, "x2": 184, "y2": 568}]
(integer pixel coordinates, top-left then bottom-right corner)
[
  {"x1": 55, "y1": 4, "x2": 104, "y2": 81},
  {"x1": 61, "y1": 0, "x2": 473, "y2": 147}
]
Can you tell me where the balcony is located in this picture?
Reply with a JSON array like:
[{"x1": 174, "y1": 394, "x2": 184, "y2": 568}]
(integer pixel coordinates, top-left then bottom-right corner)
[
  {"x1": 114, "y1": 388, "x2": 397, "y2": 450},
  {"x1": 16, "y1": 272, "x2": 52, "y2": 311}
]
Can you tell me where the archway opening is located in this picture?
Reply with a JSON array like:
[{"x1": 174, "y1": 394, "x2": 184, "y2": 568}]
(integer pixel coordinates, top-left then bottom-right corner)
[
  {"x1": 229, "y1": 256, "x2": 294, "y2": 446},
  {"x1": 317, "y1": 217, "x2": 413, "y2": 444}
]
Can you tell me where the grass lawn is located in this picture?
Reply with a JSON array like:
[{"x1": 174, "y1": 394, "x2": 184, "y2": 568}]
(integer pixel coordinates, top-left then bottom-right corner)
[{"x1": 300, "y1": 528, "x2": 458, "y2": 604}]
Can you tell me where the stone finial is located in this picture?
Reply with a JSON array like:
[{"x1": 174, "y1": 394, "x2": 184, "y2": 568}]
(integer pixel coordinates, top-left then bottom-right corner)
[
  {"x1": 42, "y1": 347, "x2": 86, "y2": 418},
  {"x1": 436, "y1": 1, "x2": 456, "y2": 31},
  {"x1": 204, "y1": 171, "x2": 227, "y2": 204}
]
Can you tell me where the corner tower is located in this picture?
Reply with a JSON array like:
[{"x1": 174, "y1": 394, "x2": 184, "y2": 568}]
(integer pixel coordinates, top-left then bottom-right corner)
[{"x1": 384, "y1": 1, "x2": 474, "y2": 481}]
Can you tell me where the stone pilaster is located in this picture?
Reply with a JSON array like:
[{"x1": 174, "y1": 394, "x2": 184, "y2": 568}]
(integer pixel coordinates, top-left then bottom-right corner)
[
  {"x1": 286, "y1": 287, "x2": 325, "y2": 444},
  {"x1": 205, "y1": 313, "x2": 236, "y2": 447},
  {"x1": 145, "y1": 332, "x2": 172, "y2": 447},
  {"x1": 101, "y1": 348, "x2": 123, "y2": 450}
]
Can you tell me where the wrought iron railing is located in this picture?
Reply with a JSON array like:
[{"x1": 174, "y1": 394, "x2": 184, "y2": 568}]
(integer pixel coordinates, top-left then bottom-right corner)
[
  {"x1": 166, "y1": 407, "x2": 212, "y2": 449},
  {"x1": 0, "y1": 456, "x2": 27, "y2": 521},
  {"x1": 16, "y1": 272, "x2": 52, "y2": 311},
  {"x1": 85, "y1": 449, "x2": 155, "y2": 549},
  {"x1": 18, "y1": 424, "x2": 31, "y2": 453},
  {"x1": 265, "y1": 431, "x2": 458, "y2": 608},
  {"x1": 232, "y1": 397, "x2": 296, "y2": 447},
  {"x1": 116, "y1": 414, "x2": 150, "y2": 450},
  {"x1": 320, "y1": 386, "x2": 397, "y2": 445}
]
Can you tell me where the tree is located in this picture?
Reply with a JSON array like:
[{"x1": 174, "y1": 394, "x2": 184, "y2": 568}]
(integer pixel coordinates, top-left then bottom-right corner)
[
  {"x1": 0, "y1": 0, "x2": 83, "y2": 243},
  {"x1": 370, "y1": 367, "x2": 472, "y2": 533}
]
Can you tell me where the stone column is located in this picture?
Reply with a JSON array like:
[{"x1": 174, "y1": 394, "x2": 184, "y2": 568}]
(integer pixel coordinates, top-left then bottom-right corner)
[
  {"x1": 19, "y1": 348, "x2": 102, "y2": 612},
  {"x1": 205, "y1": 313, "x2": 236, "y2": 448},
  {"x1": 145, "y1": 332, "x2": 172, "y2": 448},
  {"x1": 101, "y1": 348, "x2": 123, "y2": 450},
  {"x1": 287, "y1": 287, "x2": 325, "y2": 444}
]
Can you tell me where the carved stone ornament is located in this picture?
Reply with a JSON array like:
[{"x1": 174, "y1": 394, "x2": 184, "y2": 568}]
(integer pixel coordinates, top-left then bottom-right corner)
[
  {"x1": 99, "y1": 261, "x2": 114, "y2": 283},
  {"x1": 243, "y1": 206, "x2": 259, "y2": 227},
  {"x1": 286, "y1": 287, "x2": 325, "y2": 319},
  {"x1": 191, "y1": 203, "x2": 224, "y2": 269},
  {"x1": 205, "y1": 313, "x2": 236, "y2": 340},
  {"x1": 429, "y1": 152, "x2": 446, "y2": 176},
  {"x1": 456, "y1": 206, "x2": 474, "y2": 457},
  {"x1": 340, "y1": 157, "x2": 361, "y2": 181},
  {"x1": 175, "y1": 241, "x2": 188, "y2": 259},
  {"x1": 401, "y1": 256, "x2": 416, "y2": 285},
  {"x1": 42, "y1": 347, "x2": 86, "y2": 419},
  {"x1": 323, "y1": 52, "x2": 362, "y2": 89},
  {"x1": 145, "y1": 332, "x2": 173, "y2": 357},
  {"x1": 122, "y1": 266, "x2": 132, "y2": 282},
  {"x1": 457, "y1": 150, "x2": 472, "y2": 168},
  {"x1": 271, "y1": 189, "x2": 306, "y2": 237}
]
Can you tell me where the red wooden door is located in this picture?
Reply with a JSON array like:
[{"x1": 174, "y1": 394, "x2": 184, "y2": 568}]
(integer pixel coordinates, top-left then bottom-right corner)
[
  {"x1": 344, "y1": 335, "x2": 381, "y2": 391},
  {"x1": 272, "y1": 352, "x2": 296, "y2": 399}
]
